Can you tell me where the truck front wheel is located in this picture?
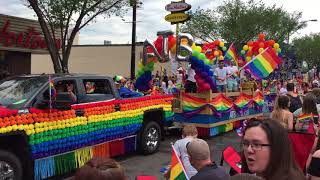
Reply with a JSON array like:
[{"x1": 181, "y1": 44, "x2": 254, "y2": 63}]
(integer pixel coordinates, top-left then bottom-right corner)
[
  {"x1": 0, "y1": 150, "x2": 22, "y2": 180},
  {"x1": 140, "y1": 121, "x2": 161, "y2": 155}
]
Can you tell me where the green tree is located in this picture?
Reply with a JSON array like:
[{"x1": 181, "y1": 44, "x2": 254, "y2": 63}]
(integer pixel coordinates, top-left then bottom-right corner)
[
  {"x1": 182, "y1": 0, "x2": 306, "y2": 47},
  {"x1": 181, "y1": 8, "x2": 219, "y2": 42},
  {"x1": 26, "y1": 0, "x2": 130, "y2": 73},
  {"x1": 292, "y1": 33, "x2": 320, "y2": 67}
]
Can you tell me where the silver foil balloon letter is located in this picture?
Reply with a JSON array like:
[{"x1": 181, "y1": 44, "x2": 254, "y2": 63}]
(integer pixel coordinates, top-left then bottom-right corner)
[
  {"x1": 142, "y1": 39, "x2": 162, "y2": 65},
  {"x1": 176, "y1": 33, "x2": 194, "y2": 62},
  {"x1": 157, "y1": 30, "x2": 174, "y2": 63}
]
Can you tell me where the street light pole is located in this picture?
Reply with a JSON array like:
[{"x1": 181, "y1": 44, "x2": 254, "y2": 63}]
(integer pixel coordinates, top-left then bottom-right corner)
[
  {"x1": 288, "y1": 19, "x2": 318, "y2": 44},
  {"x1": 130, "y1": 0, "x2": 137, "y2": 80}
]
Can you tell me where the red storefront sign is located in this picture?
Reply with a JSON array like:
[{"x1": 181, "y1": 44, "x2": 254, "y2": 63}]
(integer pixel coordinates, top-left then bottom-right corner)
[{"x1": 0, "y1": 20, "x2": 61, "y2": 50}]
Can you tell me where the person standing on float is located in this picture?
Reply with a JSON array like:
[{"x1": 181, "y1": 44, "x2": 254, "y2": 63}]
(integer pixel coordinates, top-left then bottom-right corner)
[
  {"x1": 214, "y1": 60, "x2": 230, "y2": 93},
  {"x1": 226, "y1": 61, "x2": 239, "y2": 92}
]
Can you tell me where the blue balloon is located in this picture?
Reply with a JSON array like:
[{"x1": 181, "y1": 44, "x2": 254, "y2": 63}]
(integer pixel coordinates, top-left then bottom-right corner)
[
  {"x1": 204, "y1": 65, "x2": 210, "y2": 72},
  {"x1": 205, "y1": 76, "x2": 212, "y2": 82},
  {"x1": 191, "y1": 56, "x2": 198, "y2": 63},
  {"x1": 201, "y1": 72, "x2": 208, "y2": 78}
]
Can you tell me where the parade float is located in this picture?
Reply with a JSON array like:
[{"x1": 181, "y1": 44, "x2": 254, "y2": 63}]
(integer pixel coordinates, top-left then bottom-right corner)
[{"x1": 135, "y1": 32, "x2": 281, "y2": 137}]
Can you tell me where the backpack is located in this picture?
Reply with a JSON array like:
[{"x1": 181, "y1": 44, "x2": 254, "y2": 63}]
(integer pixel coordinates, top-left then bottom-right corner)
[{"x1": 287, "y1": 94, "x2": 302, "y2": 113}]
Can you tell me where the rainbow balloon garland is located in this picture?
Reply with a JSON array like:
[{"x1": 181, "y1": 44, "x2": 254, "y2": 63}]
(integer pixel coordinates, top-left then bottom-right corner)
[{"x1": 0, "y1": 95, "x2": 174, "y2": 180}]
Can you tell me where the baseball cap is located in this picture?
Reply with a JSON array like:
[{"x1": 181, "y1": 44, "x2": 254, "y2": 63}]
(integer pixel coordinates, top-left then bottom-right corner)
[{"x1": 186, "y1": 138, "x2": 210, "y2": 160}]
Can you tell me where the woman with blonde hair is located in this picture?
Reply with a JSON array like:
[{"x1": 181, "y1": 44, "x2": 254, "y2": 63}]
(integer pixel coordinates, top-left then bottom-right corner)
[{"x1": 271, "y1": 95, "x2": 294, "y2": 130}]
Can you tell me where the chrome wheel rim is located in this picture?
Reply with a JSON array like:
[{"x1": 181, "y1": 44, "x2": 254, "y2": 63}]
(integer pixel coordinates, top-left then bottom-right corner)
[
  {"x1": 0, "y1": 161, "x2": 14, "y2": 180},
  {"x1": 146, "y1": 127, "x2": 159, "y2": 151}
]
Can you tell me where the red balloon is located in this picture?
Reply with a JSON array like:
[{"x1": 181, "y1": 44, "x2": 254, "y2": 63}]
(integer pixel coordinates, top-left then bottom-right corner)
[
  {"x1": 258, "y1": 42, "x2": 265, "y2": 48},
  {"x1": 258, "y1": 33, "x2": 265, "y2": 40},
  {"x1": 203, "y1": 83, "x2": 210, "y2": 90}
]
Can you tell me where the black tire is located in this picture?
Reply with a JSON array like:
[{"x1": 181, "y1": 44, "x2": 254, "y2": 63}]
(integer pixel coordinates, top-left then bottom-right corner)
[
  {"x1": 0, "y1": 150, "x2": 23, "y2": 180},
  {"x1": 139, "y1": 121, "x2": 161, "y2": 155}
]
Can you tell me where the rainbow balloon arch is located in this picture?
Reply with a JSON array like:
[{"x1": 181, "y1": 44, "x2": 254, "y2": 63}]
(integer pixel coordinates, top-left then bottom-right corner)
[{"x1": 136, "y1": 31, "x2": 282, "y2": 137}]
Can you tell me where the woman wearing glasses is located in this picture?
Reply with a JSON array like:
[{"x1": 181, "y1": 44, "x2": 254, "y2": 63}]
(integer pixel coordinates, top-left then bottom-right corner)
[{"x1": 240, "y1": 119, "x2": 304, "y2": 180}]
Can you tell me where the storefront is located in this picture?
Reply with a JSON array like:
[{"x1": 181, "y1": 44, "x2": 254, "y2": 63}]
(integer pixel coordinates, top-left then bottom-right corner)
[{"x1": 0, "y1": 14, "x2": 61, "y2": 79}]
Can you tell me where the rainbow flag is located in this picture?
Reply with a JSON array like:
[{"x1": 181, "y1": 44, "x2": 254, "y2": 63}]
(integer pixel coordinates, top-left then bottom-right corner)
[
  {"x1": 49, "y1": 76, "x2": 56, "y2": 98},
  {"x1": 297, "y1": 114, "x2": 318, "y2": 122},
  {"x1": 244, "y1": 48, "x2": 281, "y2": 79},
  {"x1": 170, "y1": 145, "x2": 189, "y2": 180},
  {"x1": 225, "y1": 43, "x2": 238, "y2": 67}
]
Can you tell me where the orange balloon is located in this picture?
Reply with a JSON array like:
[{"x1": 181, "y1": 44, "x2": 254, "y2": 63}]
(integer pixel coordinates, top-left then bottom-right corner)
[
  {"x1": 247, "y1": 41, "x2": 254, "y2": 46},
  {"x1": 258, "y1": 33, "x2": 265, "y2": 40}
]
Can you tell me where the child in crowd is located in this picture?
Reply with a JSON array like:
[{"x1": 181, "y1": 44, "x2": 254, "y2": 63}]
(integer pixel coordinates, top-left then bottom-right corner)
[{"x1": 164, "y1": 125, "x2": 198, "y2": 179}]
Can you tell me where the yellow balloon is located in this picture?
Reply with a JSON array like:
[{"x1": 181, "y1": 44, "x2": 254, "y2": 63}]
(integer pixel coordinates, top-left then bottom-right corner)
[
  {"x1": 219, "y1": 42, "x2": 224, "y2": 47},
  {"x1": 246, "y1": 56, "x2": 252, "y2": 62},
  {"x1": 214, "y1": 51, "x2": 219, "y2": 57},
  {"x1": 218, "y1": 55, "x2": 224, "y2": 60},
  {"x1": 243, "y1": 45, "x2": 249, "y2": 51},
  {"x1": 191, "y1": 43, "x2": 196, "y2": 50},
  {"x1": 195, "y1": 46, "x2": 202, "y2": 53},
  {"x1": 273, "y1": 43, "x2": 280, "y2": 49},
  {"x1": 259, "y1": 48, "x2": 264, "y2": 53}
]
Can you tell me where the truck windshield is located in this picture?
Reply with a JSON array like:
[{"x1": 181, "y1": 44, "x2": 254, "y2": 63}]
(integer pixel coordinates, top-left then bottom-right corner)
[{"x1": 0, "y1": 76, "x2": 48, "y2": 109}]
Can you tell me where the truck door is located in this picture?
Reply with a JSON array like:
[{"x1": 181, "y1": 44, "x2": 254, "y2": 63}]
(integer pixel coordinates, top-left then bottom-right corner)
[{"x1": 33, "y1": 78, "x2": 78, "y2": 110}]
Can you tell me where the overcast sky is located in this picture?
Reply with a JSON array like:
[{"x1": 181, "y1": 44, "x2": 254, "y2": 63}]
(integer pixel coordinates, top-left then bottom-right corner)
[{"x1": 1, "y1": 0, "x2": 320, "y2": 44}]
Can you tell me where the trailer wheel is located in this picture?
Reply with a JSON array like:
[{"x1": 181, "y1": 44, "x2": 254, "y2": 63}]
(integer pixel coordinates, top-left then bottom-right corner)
[
  {"x1": 0, "y1": 150, "x2": 22, "y2": 180},
  {"x1": 140, "y1": 121, "x2": 161, "y2": 155}
]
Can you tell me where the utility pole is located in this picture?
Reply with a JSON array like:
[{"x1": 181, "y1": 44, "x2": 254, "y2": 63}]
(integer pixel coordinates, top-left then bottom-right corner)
[{"x1": 130, "y1": 0, "x2": 137, "y2": 80}]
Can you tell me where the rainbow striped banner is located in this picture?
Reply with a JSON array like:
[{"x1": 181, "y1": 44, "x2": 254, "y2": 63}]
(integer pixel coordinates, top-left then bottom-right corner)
[
  {"x1": 253, "y1": 91, "x2": 264, "y2": 106},
  {"x1": 243, "y1": 48, "x2": 281, "y2": 79},
  {"x1": 209, "y1": 94, "x2": 233, "y2": 112},
  {"x1": 234, "y1": 93, "x2": 252, "y2": 110},
  {"x1": 182, "y1": 93, "x2": 207, "y2": 111}
]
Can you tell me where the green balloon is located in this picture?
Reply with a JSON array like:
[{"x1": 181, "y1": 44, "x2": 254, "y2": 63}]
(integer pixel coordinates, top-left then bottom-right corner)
[
  {"x1": 222, "y1": 47, "x2": 227, "y2": 51},
  {"x1": 241, "y1": 50, "x2": 246, "y2": 55},
  {"x1": 204, "y1": 59, "x2": 210, "y2": 65},
  {"x1": 198, "y1": 53, "x2": 207, "y2": 60},
  {"x1": 192, "y1": 50, "x2": 200, "y2": 57}
]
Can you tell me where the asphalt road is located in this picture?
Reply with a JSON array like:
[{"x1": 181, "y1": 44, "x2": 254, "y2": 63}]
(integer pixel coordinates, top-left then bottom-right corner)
[{"x1": 116, "y1": 130, "x2": 241, "y2": 180}]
